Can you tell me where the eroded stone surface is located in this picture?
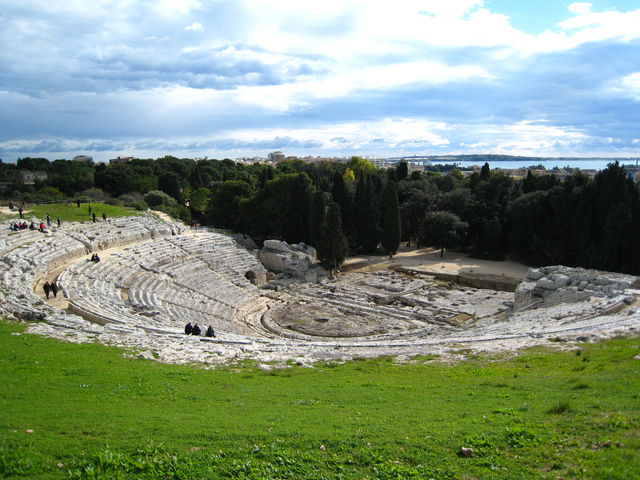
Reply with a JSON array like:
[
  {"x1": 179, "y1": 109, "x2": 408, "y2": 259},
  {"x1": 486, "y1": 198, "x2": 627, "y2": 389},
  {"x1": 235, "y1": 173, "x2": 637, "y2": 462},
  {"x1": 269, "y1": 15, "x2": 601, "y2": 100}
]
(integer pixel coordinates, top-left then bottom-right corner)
[{"x1": 1, "y1": 216, "x2": 638, "y2": 367}]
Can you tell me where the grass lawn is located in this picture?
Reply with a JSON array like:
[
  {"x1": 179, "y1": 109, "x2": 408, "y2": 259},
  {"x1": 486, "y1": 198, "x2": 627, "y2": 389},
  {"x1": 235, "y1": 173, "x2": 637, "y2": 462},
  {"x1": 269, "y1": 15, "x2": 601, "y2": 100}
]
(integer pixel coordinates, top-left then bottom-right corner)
[
  {"x1": 5, "y1": 203, "x2": 141, "y2": 223},
  {"x1": 0, "y1": 319, "x2": 638, "y2": 479}
]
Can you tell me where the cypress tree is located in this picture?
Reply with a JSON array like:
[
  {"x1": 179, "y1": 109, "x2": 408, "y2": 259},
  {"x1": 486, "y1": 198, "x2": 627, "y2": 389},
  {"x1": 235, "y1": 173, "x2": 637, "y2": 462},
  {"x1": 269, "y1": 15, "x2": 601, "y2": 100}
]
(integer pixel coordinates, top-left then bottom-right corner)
[
  {"x1": 309, "y1": 191, "x2": 327, "y2": 248},
  {"x1": 382, "y1": 180, "x2": 401, "y2": 257},
  {"x1": 479, "y1": 162, "x2": 491, "y2": 181},
  {"x1": 395, "y1": 161, "x2": 408, "y2": 181},
  {"x1": 354, "y1": 174, "x2": 380, "y2": 253},
  {"x1": 318, "y1": 202, "x2": 348, "y2": 274}
]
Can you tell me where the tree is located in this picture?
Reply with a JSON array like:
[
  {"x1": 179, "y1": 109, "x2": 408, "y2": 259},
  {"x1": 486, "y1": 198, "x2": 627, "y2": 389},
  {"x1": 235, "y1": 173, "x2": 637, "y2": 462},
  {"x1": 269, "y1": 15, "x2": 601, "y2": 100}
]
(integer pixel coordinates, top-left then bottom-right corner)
[
  {"x1": 353, "y1": 174, "x2": 380, "y2": 253},
  {"x1": 382, "y1": 180, "x2": 401, "y2": 257},
  {"x1": 395, "y1": 161, "x2": 408, "y2": 181},
  {"x1": 189, "y1": 187, "x2": 211, "y2": 216},
  {"x1": 479, "y1": 162, "x2": 491, "y2": 181},
  {"x1": 309, "y1": 191, "x2": 327, "y2": 248},
  {"x1": 17, "y1": 157, "x2": 50, "y2": 171},
  {"x1": 206, "y1": 180, "x2": 252, "y2": 230},
  {"x1": 419, "y1": 211, "x2": 468, "y2": 257},
  {"x1": 158, "y1": 173, "x2": 181, "y2": 201},
  {"x1": 318, "y1": 202, "x2": 348, "y2": 274},
  {"x1": 144, "y1": 190, "x2": 177, "y2": 208},
  {"x1": 262, "y1": 173, "x2": 314, "y2": 243}
]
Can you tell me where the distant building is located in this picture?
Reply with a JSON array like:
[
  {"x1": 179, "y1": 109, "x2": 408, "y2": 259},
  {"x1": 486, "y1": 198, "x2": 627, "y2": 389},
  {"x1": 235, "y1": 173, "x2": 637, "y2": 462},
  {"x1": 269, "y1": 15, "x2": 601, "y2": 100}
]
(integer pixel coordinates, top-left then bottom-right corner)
[
  {"x1": 109, "y1": 156, "x2": 134, "y2": 164},
  {"x1": 268, "y1": 151, "x2": 285, "y2": 162},
  {"x1": 17, "y1": 170, "x2": 47, "y2": 185},
  {"x1": 73, "y1": 155, "x2": 93, "y2": 162}
]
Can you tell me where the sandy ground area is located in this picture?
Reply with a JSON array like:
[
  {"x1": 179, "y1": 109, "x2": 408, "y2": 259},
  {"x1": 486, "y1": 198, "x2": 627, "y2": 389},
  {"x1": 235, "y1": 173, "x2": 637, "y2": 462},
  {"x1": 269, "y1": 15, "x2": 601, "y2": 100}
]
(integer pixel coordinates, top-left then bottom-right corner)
[{"x1": 344, "y1": 245, "x2": 530, "y2": 281}]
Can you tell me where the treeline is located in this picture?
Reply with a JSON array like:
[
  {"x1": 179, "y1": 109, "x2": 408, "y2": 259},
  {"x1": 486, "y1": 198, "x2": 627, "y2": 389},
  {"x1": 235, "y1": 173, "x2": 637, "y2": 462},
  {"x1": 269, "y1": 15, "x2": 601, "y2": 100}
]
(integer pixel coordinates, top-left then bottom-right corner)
[{"x1": 2, "y1": 156, "x2": 639, "y2": 274}]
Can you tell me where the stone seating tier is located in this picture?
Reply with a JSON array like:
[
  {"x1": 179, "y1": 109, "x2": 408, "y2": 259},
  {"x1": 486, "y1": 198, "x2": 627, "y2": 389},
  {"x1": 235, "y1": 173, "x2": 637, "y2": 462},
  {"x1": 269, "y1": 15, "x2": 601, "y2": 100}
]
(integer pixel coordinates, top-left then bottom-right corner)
[{"x1": 57, "y1": 231, "x2": 266, "y2": 334}]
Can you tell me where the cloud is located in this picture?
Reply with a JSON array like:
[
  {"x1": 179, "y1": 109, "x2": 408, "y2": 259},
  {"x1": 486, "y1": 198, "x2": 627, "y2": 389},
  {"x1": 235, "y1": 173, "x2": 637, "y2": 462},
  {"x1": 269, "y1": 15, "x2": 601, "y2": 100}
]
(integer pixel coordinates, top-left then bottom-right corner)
[
  {"x1": 1, "y1": 0, "x2": 640, "y2": 162},
  {"x1": 568, "y1": 3, "x2": 592, "y2": 14},
  {"x1": 185, "y1": 22, "x2": 203, "y2": 31}
]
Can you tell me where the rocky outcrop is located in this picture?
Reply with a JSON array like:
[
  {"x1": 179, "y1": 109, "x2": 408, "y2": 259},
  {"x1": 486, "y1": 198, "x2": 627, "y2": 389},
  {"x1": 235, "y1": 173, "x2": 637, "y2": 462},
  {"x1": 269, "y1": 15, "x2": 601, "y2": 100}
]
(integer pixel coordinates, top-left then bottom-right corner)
[
  {"x1": 515, "y1": 265, "x2": 638, "y2": 310},
  {"x1": 257, "y1": 240, "x2": 328, "y2": 283}
]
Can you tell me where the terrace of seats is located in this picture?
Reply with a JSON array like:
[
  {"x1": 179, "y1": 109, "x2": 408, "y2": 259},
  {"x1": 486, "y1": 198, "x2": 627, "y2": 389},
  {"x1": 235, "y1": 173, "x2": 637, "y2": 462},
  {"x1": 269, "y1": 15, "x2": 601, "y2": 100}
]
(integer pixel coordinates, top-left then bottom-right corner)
[
  {"x1": 59, "y1": 232, "x2": 269, "y2": 336},
  {"x1": 1, "y1": 214, "x2": 639, "y2": 366}
]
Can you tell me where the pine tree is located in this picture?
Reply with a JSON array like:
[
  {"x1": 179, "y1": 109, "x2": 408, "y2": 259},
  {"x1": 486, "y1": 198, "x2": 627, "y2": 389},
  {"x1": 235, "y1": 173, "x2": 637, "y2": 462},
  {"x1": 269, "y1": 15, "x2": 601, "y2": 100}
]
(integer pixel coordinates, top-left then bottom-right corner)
[{"x1": 382, "y1": 180, "x2": 401, "y2": 257}]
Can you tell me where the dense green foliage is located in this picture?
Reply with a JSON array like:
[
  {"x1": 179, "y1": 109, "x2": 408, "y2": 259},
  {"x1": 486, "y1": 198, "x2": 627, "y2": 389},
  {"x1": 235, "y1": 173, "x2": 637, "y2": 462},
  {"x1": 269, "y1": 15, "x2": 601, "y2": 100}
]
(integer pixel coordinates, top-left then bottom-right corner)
[
  {"x1": 1, "y1": 320, "x2": 639, "y2": 479},
  {"x1": 3, "y1": 156, "x2": 640, "y2": 273}
]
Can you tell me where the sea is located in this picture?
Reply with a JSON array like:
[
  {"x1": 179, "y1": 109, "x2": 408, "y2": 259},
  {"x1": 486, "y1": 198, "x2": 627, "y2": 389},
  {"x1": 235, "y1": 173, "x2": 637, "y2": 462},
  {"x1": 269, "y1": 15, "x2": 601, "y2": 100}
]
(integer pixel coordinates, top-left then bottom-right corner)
[{"x1": 430, "y1": 159, "x2": 639, "y2": 171}]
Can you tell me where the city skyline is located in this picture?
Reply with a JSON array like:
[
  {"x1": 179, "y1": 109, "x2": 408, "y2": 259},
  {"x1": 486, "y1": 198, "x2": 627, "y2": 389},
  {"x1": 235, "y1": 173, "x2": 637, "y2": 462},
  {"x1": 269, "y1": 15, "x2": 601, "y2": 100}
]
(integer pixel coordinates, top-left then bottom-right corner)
[{"x1": 1, "y1": 0, "x2": 639, "y2": 162}]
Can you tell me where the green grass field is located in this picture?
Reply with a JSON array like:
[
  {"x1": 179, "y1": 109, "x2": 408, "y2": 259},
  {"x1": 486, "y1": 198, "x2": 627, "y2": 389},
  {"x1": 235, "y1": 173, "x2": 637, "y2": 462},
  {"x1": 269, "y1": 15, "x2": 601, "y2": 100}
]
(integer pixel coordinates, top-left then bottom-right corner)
[
  {"x1": 0, "y1": 319, "x2": 638, "y2": 479},
  {"x1": 4, "y1": 203, "x2": 141, "y2": 223}
]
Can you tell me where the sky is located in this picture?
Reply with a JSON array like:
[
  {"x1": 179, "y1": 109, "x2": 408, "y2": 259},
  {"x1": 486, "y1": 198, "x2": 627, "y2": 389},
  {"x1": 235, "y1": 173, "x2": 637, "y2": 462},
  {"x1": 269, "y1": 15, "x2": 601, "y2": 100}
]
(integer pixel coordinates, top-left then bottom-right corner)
[{"x1": 1, "y1": 0, "x2": 639, "y2": 162}]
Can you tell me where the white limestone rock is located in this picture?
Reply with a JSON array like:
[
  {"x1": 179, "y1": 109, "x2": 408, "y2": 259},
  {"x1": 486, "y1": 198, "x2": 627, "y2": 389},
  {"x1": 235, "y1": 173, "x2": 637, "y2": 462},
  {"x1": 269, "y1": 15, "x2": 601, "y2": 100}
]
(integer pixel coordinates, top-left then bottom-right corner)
[
  {"x1": 258, "y1": 240, "x2": 327, "y2": 283},
  {"x1": 515, "y1": 265, "x2": 638, "y2": 310}
]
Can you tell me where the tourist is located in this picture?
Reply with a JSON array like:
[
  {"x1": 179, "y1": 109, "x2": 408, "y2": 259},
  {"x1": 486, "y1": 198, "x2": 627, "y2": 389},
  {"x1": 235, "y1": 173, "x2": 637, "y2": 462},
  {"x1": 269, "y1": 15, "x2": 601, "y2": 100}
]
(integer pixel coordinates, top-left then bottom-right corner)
[
  {"x1": 57, "y1": 217, "x2": 61, "y2": 227},
  {"x1": 184, "y1": 322, "x2": 193, "y2": 335},
  {"x1": 102, "y1": 213, "x2": 107, "y2": 222},
  {"x1": 51, "y1": 282, "x2": 58, "y2": 298},
  {"x1": 43, "y1": 281, "x2": 51, "y2": 299},
  {"x1": 29, "y1": 221, "x2": 35, "y2": 230},
  {"x1": 39, "y1": 222, "x2": 46, "y2": 232},
  {"x1": 46, "y1": 214, "x2": 51, "y2": 227},
  {"x1": 90, "y1": 253, "x2": 101, "y2": 263},
  {"x1": 206, "y1": 325, "x2": 216, "y2": 337},
  {"x1": 92, "y1": 212, "x2": 96, "y2": 223},
  {"x1": 192, "y1": 323, "x2": 201, "y2": 336}
]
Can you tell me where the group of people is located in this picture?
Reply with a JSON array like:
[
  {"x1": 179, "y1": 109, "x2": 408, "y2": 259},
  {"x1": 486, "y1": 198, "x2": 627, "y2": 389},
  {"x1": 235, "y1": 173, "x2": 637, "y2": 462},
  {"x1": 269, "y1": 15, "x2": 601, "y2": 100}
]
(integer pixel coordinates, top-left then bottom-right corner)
[
  {"x1": 42, "y1": 281, "x2": 59, "y2": 300},
  {"x1": 9, "y1": 221, "x2": 48, "y2": 233},
  {"x1": 90, "y1": 253, "x2": 101, "y2": 263},
  {"x1": 184, "y1": 322, "x2": 216, "y2": 337}
]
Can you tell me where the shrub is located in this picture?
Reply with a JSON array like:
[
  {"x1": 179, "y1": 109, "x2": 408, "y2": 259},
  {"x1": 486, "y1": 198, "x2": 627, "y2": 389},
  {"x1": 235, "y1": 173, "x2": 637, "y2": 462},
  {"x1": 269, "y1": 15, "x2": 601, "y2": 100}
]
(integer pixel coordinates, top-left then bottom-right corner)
[
  {"x1": 547, "y1": 401, "x2": 574, "y2": 414},
  {"x1": 144, "y1": 190, "x2": 176, "y2": 208}
]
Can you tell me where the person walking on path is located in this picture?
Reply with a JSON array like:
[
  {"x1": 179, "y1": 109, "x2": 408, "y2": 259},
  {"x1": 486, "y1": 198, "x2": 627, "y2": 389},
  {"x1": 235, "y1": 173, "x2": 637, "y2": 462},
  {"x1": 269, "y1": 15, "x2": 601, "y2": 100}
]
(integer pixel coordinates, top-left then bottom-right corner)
[
  {"x1": 92, "y1": 212, "x2": 96, "y2": 223},
  {"x1": 43, "y1": 281, "x2": 51, "y2": 299},
  {"x1": 57, "y1": 217, "x2": 61, "y2": 227},
  {"x1": 51, "y1": 282, "x2": 58, "y2": 298}
]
